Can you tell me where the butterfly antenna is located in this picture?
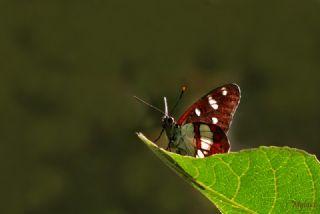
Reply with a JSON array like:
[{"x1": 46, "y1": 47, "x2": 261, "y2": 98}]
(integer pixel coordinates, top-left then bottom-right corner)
[
  {"x1": 169, "y1": 86, "x2": 187, "y2": 114},
  {"x1": 133, "y1": 96, "x2": 165, "y2": 115},
  {"x1": 164, "y1": 97, "x2": 168, "y2": 116}
]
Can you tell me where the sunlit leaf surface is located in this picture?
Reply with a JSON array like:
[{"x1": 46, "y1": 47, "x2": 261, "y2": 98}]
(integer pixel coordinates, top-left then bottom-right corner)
[{"x1": 137, "y1": 133, "x2": 320, "y2": 214}]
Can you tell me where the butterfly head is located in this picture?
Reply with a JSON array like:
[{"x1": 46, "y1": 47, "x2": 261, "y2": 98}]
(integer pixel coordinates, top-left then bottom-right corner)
[
  {"x1": 161, "y1": 97, "x2": 176, "y2": 128},
  {"x1": 161, "y1": 96, "x2": 181, "y2": 148},
  {"x1": 162, "y1": 115, "x2": 175, "y2": 128}
]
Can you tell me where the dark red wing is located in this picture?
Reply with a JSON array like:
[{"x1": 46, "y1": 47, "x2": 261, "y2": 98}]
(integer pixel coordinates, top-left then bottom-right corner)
[
  {"x1": 193, "y1": 123, "x2": 230, "y2": 158},
  {"x1": 177, "y1": 83, "x2": 240, "y2": 133}
]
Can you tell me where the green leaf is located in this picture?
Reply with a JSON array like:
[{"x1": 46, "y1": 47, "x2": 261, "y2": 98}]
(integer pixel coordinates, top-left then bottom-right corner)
[{"x1": 137, "y1": 132, "x2": 320, "y2": 214}]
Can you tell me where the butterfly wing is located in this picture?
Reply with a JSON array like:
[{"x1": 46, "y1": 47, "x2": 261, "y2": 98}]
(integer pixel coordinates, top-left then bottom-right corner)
[
  {"x1": 176, "y1": 122, "x2": 230, "y2": 157},
  {"x1": 174, "y1": 123, "x2": 230, "y2": 158},
  {"x1": 177, "y1": 83, "x2": 241, "y2": 133},
  {"x1": 193, "y1": 123, "x2": 230, "y2": 157}
]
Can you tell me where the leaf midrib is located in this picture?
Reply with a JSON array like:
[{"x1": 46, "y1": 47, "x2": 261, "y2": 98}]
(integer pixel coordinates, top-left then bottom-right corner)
[{"x1": 197, "y1": 180, "x2": 257, "y2": 214}]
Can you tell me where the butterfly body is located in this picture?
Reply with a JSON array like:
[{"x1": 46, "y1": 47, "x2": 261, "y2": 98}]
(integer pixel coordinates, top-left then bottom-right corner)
[
  {"x1": 162, "y1": 83, "x2": 240, "y2": 158},
  {"x1": 162, "y1": 117, "x2": 196, "y2": 156}
]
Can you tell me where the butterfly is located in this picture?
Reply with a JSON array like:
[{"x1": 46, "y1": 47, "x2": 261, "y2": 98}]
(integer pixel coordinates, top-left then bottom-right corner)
[{"x1": 161, "y1": 83, "x2": 240, "y2": 158}]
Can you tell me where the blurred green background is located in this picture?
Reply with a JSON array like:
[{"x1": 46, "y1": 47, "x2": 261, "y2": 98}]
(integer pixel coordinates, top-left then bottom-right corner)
[{"x1": 1, "y1": 0, "x2": 320, "y2": 213}]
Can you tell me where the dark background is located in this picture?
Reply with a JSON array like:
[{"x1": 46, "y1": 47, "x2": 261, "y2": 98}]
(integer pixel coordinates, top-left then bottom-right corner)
[{"x1": 1, "y1": 0, "x2": 320, "y2": 213}]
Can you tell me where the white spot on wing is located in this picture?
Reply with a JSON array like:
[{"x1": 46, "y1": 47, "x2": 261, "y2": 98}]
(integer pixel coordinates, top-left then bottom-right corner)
[
  {"x1": 222, "y1": 90, "x2": 228, "y2": 96},
  {"x1": 212, "y1": 103, "x2": 218, "y2": 110},
  {"x1": 212, "y1": 117, "x2": 218, "y2": 124},
  {"x1": 208, "y1": 96, "x2": 218, "y2": 110},
  {"x1": 195, "y1": 108, "x2": 201, "y2": 116},
  {"x1": 201, "y1": 141, "x2": 211, "y2": 150},
  {"x1": 201, "y1": 137, "x2": 213, "y2": 145},
  {"x1": 203, "y1": 151, "x2": 208, "y2": 155},
  {"x1": 197, "y1": 150, "x2": 205, "y2": 158},
  {"x1": 208, "y1": 96, "x2": 217, "y2": 103}
]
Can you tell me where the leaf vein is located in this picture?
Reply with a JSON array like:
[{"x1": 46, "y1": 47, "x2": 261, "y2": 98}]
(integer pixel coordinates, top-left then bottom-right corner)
[
  {"x1": 216, "y1": 157, "x2": 242, "y2": 201},
  {"x1": 261, "y1": 150, "x2": 278, "y2": 214},
  {"x1": 198, "y1": 180, "x2": 258, "y2": 214},
  {"x1": 302, "y1": 155, "x2": 316, "y2": 210}
]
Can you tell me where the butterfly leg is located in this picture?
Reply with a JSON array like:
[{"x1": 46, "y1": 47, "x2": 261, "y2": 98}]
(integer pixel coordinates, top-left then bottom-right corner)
[
  {"x1": 153, "y1": 128, "x2": 164, "y2": 142},
  {"x1": 166, "y1": 145, "x2": 171, "y2": 151},
  {"x1": 166, "y1": 141, "x2": 172, "y2": 152}
]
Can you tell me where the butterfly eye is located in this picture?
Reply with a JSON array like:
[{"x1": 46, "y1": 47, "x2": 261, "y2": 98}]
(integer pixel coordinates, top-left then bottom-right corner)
[{"x1": 162, "y1": 117, "x2": 174, "y2": 128}]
